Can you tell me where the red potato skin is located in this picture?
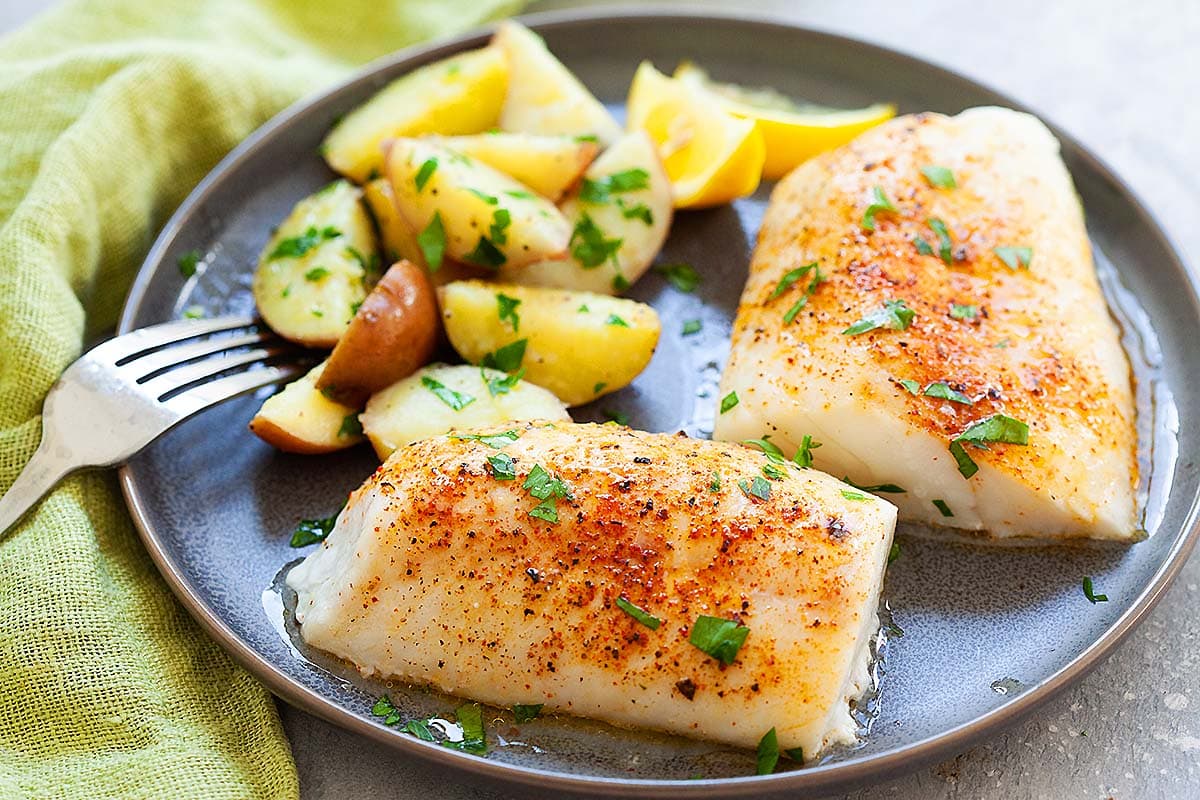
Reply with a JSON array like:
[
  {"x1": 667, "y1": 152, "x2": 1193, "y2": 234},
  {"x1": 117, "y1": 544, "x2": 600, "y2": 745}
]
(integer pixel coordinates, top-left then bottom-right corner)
[{"x1": 316, "y1": 260, "x2": 440, "y2": 407}]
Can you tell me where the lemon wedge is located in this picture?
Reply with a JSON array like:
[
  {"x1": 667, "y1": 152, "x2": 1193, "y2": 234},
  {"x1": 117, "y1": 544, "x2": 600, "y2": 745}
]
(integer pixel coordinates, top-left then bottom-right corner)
[
  {"x1": 674, "y1": 62, "x2": 896, "y2": 180},
  {"x1": 626, "y1": 61, "x2": 764, "y2": 209}
]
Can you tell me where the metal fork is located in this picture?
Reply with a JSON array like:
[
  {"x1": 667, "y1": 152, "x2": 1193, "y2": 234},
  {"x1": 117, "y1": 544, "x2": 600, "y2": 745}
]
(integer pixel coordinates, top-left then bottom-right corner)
[{"x1": 0, "y1": 316, "x2": 310, "y2": 536}]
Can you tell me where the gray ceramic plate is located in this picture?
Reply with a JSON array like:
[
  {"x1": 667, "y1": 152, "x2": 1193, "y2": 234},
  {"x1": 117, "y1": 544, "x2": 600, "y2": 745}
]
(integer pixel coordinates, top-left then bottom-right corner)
[{"x1": 116, "y1": 8, "x2": 1200, "y2": 798}]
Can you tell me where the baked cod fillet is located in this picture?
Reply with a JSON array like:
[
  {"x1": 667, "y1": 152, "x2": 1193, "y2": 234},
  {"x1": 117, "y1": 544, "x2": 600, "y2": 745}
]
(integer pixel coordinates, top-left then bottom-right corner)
[
  {"x1": 714, "y1": 107, "x2": 1137, "y2": 540},
  {"x1": 288, "y1": 421, "x2": 895, "y2": 755}
]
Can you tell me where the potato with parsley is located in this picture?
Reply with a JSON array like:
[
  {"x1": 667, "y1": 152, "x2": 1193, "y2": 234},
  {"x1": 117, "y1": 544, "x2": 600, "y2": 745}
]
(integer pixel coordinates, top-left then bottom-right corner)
[
  {"x1": 499, "y1": 131, "x2": 672, "y2": 295},
  {"x1": 386, "y1": 139, "x2": 572, "y2": 272},
  {"x1": 322, "y1": 45, "x2": 508, "y2": 183},
  {"x1": 249, "y1": 362, "x2": 364, "y2": 454},
  {"x1": 252, "y1": 180, "x2": 378, "y2": 347},
  {"x1": 493, "y1": 21, "x2": 622, "y2": 146},
  {"x1": 438, "y1": 280, "x2": 660, "y2": 406},
  {"x1": 431, "y1": 133, "x2": 598, "y2": 201},
  {"x1": 360, "y1": 363, "x2": 570, "y2": 459}
]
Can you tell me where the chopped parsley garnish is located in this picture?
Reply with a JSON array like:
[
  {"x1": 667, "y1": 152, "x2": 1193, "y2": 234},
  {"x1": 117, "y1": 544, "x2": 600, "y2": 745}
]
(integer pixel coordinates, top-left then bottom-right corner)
[
  {"x1": 523, "y1": 464, "x2": 572, "y2": 523},
  {"x1": 842, "y1": 477, "x2": 905, "y2": 493},
  {"x1": 786, "y1": 748, "x2": 805, "y2": 763},
  {"x1": 345, "y1": 245, "x2": 381, "y2": 278},
  {"x1": 782, "y1": 265, "x2": 825, "y2": 324},
  {"x1": 268, "y1": 226, "x2": 342, "y2": 260},
  {"x1": 738, "y1": 476, "x2": 771, "y2": 502},
  {"x1": 927, "y1": 218, "x2": 954, "y2": 264},
  {"x1": 505, "y1": 189, "x2": 535, "y2": 199},
  {"x1": 924, "y1": 381, "x2": 973, "y2": 405},
  {"x1": 349, "y1": 300, "x2": 362, "y2": 316},
  {"x1": 484, "y1": 367, "x2": 524, "y2": 397},
  {"x1": 310, "y1": 307, "x2": 324, "y2": 318},
  {"x1": 793, "y1": 434, "x2": 820, "y2": 468},
  {"x1": 720, "y1": 391, "x2": 739, "y2": 414},
  {"x1": 616, "y1": 596, "x2": 662, "y2": 630},
  {"x1": 655, "y1": 262, "x2": 701, "y2": 292},
  {"x1": 861, "y1": 186, "x2": 897, "y2": 231},
  {"x1": 1082, "y1": 576, "x2": 1108, "y2": 603},
  {"x1": 463, "y1": 235, "x2": 506, "y2": 269},
  {"x1": 618, "y1": 199, "x2": 654, "y2": 225},
  {"x1": 843, "y1": 299, "x2": 916, "y2": 335},
  {"x1": 570, "y1": 213, "x2": 622, "y2": 268},
  {"x1": 417, "y1": 212, "x2": 446, "y2": 271},
  {"x1": 762, "y1": 463, "x2": 787, "y2": 481},
  {"x1": 579, "y1": 168, "x2": 650, "y2": 203},
  {"x1": 604, "y1": 409, "x2": 629, "y2": 426},
  {"x1": 950, "y1": 303, "x2": 977, "y2": 319},
  {"x1": 888, "y1": 542, "x2": 901, "y2": 564},
  {"x1": 489, "y1": 208, "x2": 511, "y2": 245},
  {"x1": 769, "y1": 262, "x2": 818, "y2": 299},
  {"x1": 304, "y1": 266, "x2": 329, "y2": 282},
  {"x1": 841, "y1": 489, "x2": 868, "y2": 501},
  {"x1": 994, "y1": 338, "x2": 1012, "y2": 349},
  {"x1": 403, "y1": 719, "x2": 435, "y2": 741},
  {"x1": 420, "y1": 376, "x2": 475, "y2": 411},
  {"x1": 689, "y1": 615, "x2": 749, "y2": 665},
  {"x1": 453, "y1": 703, "x2": 487, "y2": 754},
  {"x1": 611, "y1": 273, "x2": 630, "y2": 292},
  {"x1": 487, "y1": 452, "x2": 516, "y2": 480},
  {"x1": 920, "y1": 165, "x2": 957, "y2": 189},
  {"x1": 512, "y1": 704, "x2": 543, "y2": 723},
  {"x1": 467, "y1": 188, "x2": 499, "y2": 204},
  {"x1": 898, "y1": 378, "x2": 921, "y2": 394},
  {"x1": 742, "y1": 437, "x2": 785, "y2": 462},
  {"x1": 182, "y1": 305, "x2": 205, "y2": 319},
  {"x1": 450, "y1": 430, "x2": 520, "y2": 448},
  {"x1": 370, "y1": 695, "x2": 402, "y2": 726},
  {"x1": 480, "y1": 339, "x2": 527, "y2": 372},
  {"x1": 933, "y1": 499, "x2": 954, "y2": 517},
  {"x1": 289, "y1": 511, "x2": 339, "y2": 547},
  {"x1": 414, "y1": 158, "x2": 438, "y2": 191},
  {"x1": 593, "y1": 382, "x2": 606, "y2": 394},
  {"x1": 949, "y1": 414, "x2": 1030, "y2": 479},
  {"x1": 338, "y1": 414, "x2": 362, "y2": 438},
  {"x1": 682, "y1": 319, "x2": 702, "y2": 336},
  {"x1": 709, "y1": 471, "x2": 721, "y2": 492},
  {"x1": 605, "y1": 314, "x2": 629, "y2": 327},
  {"x1": 756, "y1": 728, "x2": 780, "y2": 775},
  {"x1": 177, "y1": 249, "x2": 201, "y2": 277},
  {"x1": 577, "y1": 304, "x2": 590, "y2": 313},
  {"x1": 574, "y1": 134, "x2": 599, "y2": 143},
  {"x1": 496, "y1": 292, "x2": 521, "y2": 332},
  {"x1": 914, "y1": 237, "x2": 934, "y2": 256},
  {"x1": 994, "y1": 246, "x2": 1033, "y2": 270}
]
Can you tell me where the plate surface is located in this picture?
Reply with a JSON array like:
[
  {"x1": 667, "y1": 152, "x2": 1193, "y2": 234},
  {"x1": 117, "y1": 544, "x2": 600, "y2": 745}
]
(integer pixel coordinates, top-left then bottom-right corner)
[{"x1": 117, "y1": 9, "x2": 1200, "y2": 798}]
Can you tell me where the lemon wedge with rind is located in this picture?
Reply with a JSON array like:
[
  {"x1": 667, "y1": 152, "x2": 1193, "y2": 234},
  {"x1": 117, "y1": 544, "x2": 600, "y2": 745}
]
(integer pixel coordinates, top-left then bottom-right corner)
[
  {"x1": 675, "y1": 62, "x2": 896, "y2": 180},
  {"x1": 627, "y1": 61, "x2": 764, "y2": 209}
]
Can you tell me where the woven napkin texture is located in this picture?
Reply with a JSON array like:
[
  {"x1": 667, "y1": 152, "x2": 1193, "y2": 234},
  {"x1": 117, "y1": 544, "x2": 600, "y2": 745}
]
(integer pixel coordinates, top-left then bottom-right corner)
[{"x1": 0, "y1": 1, "x2": 522, "y2": 797}]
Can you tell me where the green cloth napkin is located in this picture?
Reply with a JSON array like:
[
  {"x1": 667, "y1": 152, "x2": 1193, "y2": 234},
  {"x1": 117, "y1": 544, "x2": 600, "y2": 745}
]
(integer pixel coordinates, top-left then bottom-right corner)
[{"x1": 0, "y1": 1, "x2": 522, "y2": 797}]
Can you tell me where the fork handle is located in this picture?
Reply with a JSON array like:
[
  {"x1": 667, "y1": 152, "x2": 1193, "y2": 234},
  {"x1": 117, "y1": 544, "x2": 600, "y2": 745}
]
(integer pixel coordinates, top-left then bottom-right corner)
[{"x1": 0, "y1": 437, "x2": 75, "y2": 538}]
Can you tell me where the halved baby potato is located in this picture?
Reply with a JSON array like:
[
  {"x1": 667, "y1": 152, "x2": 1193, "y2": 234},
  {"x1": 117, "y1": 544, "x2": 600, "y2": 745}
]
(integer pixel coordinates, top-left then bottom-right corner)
[
  {"x1": 386, "y1": 139, "x2": 572, "y2": 272},
  {"x1": 252, "y1": 180, "x2": 378, "y2": 347},
  {"x1": 316, "y1": 260, "x2": 440, "y2": 407},
  {"x1": 431, "y1": 133, "x2": 598, "y2": 201},
  {"x1": 494, "y1": 21, "x2": 622, "y2": 145},
  {"x1": 322, "y1": 45, "x2": 508, "y2": 183},
  {"x1": 499, "y1": 131, "x2": 672, "y2": 295},
  {"x1": 249, "y1": 362, "x2": 364, "y2": 454},
  {"x1": 438, "y1": 280, "x2": 661, "y2": 406},
  {"x1": 361, "y1": 363, "x2": 570, "y2": 459}
]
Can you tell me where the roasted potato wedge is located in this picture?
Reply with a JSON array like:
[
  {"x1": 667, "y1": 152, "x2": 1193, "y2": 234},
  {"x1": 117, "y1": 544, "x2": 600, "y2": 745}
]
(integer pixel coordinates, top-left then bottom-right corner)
[
  {"x1": 249, "y1": 362, "x2": 364, "y2": 454},
  {"x1": 386, "y1": 139, "x2": 572, "y2": 272},
  {"x1": 252, "y1": 180, "x2": 377, "y2": 347},
  {"x1": 499, "y1": 131, "x2": 672, "y2": 295},
  {"x1": 316, "y1": 260, "x2": 440, "y2": 407},
  {"x1": 322, "y1": 46, "x2": 508, "y2": 183},
  {"x1": 432, "y1": 133, "x2": 598, "y2": 201},
  {"x1": 361, "y1": 363, "x2": 570, "y2": 459},
  {"x1": 438, "y1": 280, "x2": 660, "y2": 406},
  {"x1": 494, "y1": 21, "x2": 622, "y2": 145}
]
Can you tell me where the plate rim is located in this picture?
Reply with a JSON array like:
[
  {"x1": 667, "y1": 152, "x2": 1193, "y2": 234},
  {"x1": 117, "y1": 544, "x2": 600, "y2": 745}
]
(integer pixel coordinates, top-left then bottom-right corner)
[{"x1": 116, "y1": 6, "x2": 1200, "y2": 796}]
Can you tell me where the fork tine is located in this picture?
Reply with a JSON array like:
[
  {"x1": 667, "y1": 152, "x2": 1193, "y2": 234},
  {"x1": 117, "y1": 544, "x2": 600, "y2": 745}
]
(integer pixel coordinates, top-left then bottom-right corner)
[
  {"x1": 83, "y1": 316, "x2": 260, "y2": 367},
  {"x1": 161, "y1": 362, "x2": 308, "y2": 419},
  {"x1": 128, "y1": 330, "x2": 283, "y2": 382},
  {"x1": 139, "y1": 345, "x2": 296, "y2": 401}
]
